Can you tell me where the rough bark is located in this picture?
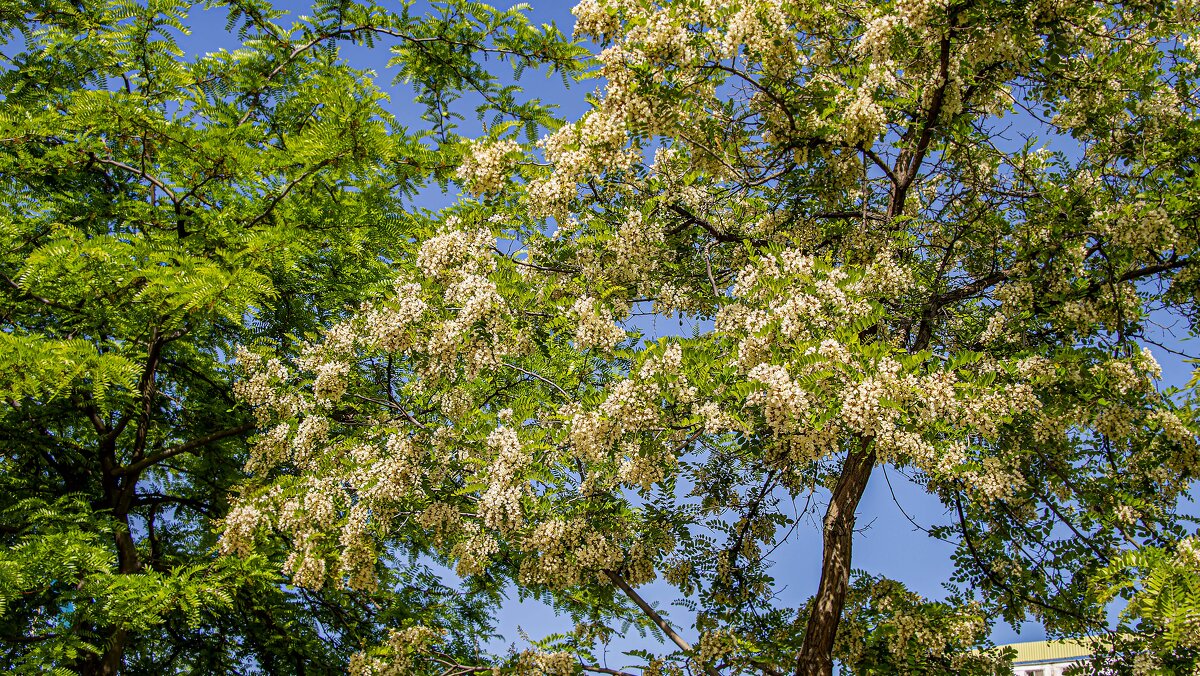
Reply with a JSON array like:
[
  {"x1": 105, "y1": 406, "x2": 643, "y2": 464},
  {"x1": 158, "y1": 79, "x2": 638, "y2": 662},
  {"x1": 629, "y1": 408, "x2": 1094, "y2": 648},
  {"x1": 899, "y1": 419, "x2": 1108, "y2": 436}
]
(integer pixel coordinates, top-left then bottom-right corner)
[{"x1": 794, "y1": 441, "x2": 877, "y2": 676}]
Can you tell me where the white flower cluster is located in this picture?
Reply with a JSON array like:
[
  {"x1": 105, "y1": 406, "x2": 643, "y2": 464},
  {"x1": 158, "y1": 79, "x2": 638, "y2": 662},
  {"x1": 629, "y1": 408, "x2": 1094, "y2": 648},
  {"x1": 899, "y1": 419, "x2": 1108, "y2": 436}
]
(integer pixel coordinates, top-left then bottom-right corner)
[
  {"x1": 450, "y1": 526, "x2": 500, "y2": 577},
  {"x1": 623, "y1": 7, "x2": 692, "y2": 62},
  {"x1": 478, "y1": 482, "x2": 524, "y2": 534},
  {"x1": 416, "y1": 224, "x2": 495, "y2": 280},
  {"x1": 283, "y1": 537, "x2": 327, "y2": 590},
  {"x1": 219, "y1": 499, "x2": 270, "y2": 558},
  {"x1": 311, "y1": 359, "x2": 350, "y2": 405},
  {"x1": 1152, "y1": 409, "x2": 1197, "y2": 447},
  {"x1": 896, "y1": 0, "x2": 948, "y2": 32},
  {"x1": 526, "y1": 127, "x2": 587, "y2": 221},
  {"x1": 417, "y1": 501, "x2": 460, "y2": 545},
  {"x1": 349, "y1": 626, "x2": 442, "y2": 676},
  {"x1": 961, "y1": 26, "x2": 1023, "y2": 68},
  {"x1": 413, "y1": 225, "x2": 517, "y2": 382},
  {"x1": 722, "y1": 0, "x2": 795, "y2": 65},
  {"x1": 291, "y1": 415, "x2": 329, "y2": 468},
  {"x1": 515, "y1": 650, "x2": 577, "y2": 676},
  {"x1": 569, "y1": 371, "x2": 667, "y2": 464},
  {"x1": 979, "y1": 310, "x2": 1012, "y2": 344},
  {"x1": 571, "y1": 296, "x2": 626, "y2": 350},
  {"x1": 525, "y1": 43, "x2": 653, "y2": 220},
  {"x1": 338, "y1": 504, "x2": 377, "y2": 591},
  {"x1": 746, "y1": 364, "x2": 811, "y2": 435},
  {"x1": 967, "y1": 456, "x2": 1021, "y2": 504},
  {"x1": 232, "y1": 347, "x2": 283, "y2": 407},
  {"x1": 840, "y1": 87, "x2": 888, "y2": 146},
  {"x1": 863, "y1": 253, "x2": 916, "y2": 297},
  {"x1": 595, "y1": 43, "x2": 668, "y2": 134},
  {"x1": 355, "y1": 434, "x2": 425, "y2": 509},
  {"x1": 1015, "y1": 355, "x2": 1056, "y2": 381},
  {"x1": 361, "y1": 281, "x2": 426, "y2": 352},
  {"x1": 892, "y1": 606, "x2": 986, "y2": 661},
  {"x1": 478, "y1": 426, "x2": 527, "y2": 533},
  {"x1": 694, "y1": 629, "x2": 736, "y2": 663},
  {"x1": 618, "y1": 442, "x2": 676, "y2": 491},
  {"x1": 1177, "y1": 537, "x2": 1200, "y2": 569},
  {"x1": 448, "y1": 274, "x2": 502, "y2": 326},
  {"x1": 233, "y1": 346, "x2": 306, "y2": 423},
  {"x1": 919, "y1": 370, "x2": 958, "y2": 421},
  {"x1": 572, "y1": 0, "x2": 618, "y2": 39},
  {"x1": 608, "y1": 209, "x2": 666, "y2": 279},
  {"x1": 519, "y1": 518, "x2": 623, "y2": 589},
  {"x1": 729, "y1": 251, "x2": 877, "y2": 349},
  {"x1": 1095, "y1": 404, "x2": 1141, "y2": 443},
  {"x1": 840, "y1": 360, "x2": 903, "y2": 435},
  {"x1": 858, "y1": 15, "x2": 901, "y2": 60},
  {"x1": 456, "y1": 138, "x2": 521, "y2": 195},
  {"x1": 696, "y1": 400, "x2": 735, "y2": 434},
  {"x1": 569, "y1": 407, "x2": 614, "y2": 463},
  {"x1": 246, "y1": 422, "x2": 290, "y2": 474},
  {"x1": 1093, "y1": 200, "x2": 1177, "y2": 252},
  {"x1": 1100, "y1": 359, "x2": 1148, "y2": 395}
]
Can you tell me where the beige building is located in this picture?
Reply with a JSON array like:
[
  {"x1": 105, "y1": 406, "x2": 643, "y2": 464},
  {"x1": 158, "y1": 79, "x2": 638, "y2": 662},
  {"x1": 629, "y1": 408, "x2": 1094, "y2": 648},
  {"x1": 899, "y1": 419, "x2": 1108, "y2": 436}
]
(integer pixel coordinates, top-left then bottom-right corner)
[{"x1": 1006, "y1": 638, "x2": 1095, "y2": 676}]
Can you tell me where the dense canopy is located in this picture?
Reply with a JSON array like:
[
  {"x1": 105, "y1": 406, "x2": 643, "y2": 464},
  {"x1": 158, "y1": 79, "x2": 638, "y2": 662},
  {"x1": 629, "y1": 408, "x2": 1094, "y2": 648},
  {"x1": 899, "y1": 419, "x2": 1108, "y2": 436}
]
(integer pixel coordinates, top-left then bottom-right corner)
[
  {"x1": 2, "y1": 0, "x2": 1200, "y2": 674},
  {"x1": 0, "y1": 0, "x2": 579, "y2": 671}
]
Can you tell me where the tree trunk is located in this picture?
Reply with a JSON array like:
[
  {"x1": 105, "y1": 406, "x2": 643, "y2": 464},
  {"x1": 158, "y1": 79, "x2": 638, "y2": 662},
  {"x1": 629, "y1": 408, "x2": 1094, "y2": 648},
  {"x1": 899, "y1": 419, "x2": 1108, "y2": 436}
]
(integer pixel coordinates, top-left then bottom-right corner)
[
  {"x1": 79, "y1": 427, "x2": 143, "y2": 676},
  {"x1": 97, "y1": 628, "x2": 128, "y2": 676},
  {"x1": 795, "y1": 443, "x2": 876, "y2": 676}
]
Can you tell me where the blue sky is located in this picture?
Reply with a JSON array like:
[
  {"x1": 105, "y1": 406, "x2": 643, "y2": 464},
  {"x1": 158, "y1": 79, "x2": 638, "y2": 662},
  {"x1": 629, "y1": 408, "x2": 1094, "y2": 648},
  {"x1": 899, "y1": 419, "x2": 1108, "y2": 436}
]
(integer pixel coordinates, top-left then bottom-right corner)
[{"x1": 170, "y1": 0, "x2": 1200, "y2": 667}]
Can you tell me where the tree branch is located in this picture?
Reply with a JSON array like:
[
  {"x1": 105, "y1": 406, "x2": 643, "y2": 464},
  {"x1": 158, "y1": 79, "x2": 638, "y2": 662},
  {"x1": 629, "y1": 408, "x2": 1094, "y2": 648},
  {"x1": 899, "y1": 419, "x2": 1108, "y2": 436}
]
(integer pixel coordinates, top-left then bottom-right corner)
[
  {"x1": 583, "y1": 667, "x2": 639, "y2": 676},
  {"x1": 502, "y1": 362, "x2": 572, "y2": 400},
  {"x1": 604, "y1": 570, "x2": 720, "y2": 676},
  {"x1": 92, "y1": 155, "x2": 178, "y2": 204},
  {"x1": 113, "y1": 422, "x2": 254, "y2": 477},
  {"x1": 244, "y1": 157, "x2": 337, "y2": 229}
]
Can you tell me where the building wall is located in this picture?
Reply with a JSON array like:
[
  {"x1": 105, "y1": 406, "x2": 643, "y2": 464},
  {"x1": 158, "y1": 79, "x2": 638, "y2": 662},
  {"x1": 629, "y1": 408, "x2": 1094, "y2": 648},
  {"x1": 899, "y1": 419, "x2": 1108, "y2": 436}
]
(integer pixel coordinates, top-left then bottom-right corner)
[
  {"x1": 1004, "y1": 638, "x2": 1095, "y2": 676},
  {"x1": 1013, "y1": 659, "x2": 1082, "y2": 676}
]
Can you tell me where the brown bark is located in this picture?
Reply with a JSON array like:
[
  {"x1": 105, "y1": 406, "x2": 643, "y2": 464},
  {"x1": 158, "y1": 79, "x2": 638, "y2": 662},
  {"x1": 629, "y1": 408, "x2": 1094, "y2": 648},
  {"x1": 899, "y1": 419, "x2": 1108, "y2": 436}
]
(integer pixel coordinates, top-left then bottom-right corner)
[
  {"x1": 77, "y1": 334, "x2": 166, "y2": 675},
  {"x1": 75, "y1": 428, "x2": 140, "y2": 675},
  {"x1": 81, "y1": 441, "x2": 141, "y2": 676},
  {"x1": 794, "y1": 442, "x2": 876, "y2": 676},
  {"x1": 605, "y1": 570, "x2": 723, "y2": 676}
]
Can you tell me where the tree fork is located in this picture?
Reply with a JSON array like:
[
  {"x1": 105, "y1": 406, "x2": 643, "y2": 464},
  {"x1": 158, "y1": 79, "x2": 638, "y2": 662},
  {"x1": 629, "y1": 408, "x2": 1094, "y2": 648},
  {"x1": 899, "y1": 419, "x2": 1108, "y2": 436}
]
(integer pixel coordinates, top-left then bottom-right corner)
[{"x1": 795, "y1": 440, "x2": 876, "y2": 676}]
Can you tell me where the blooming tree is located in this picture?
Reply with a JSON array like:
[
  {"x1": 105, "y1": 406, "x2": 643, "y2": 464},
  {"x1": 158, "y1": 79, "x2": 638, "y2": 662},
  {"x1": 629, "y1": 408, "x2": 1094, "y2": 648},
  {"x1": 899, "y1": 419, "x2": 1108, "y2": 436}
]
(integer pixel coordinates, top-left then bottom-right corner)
[{"x1": 229, "y1": 0, "x2": 1200, "y2": 673}]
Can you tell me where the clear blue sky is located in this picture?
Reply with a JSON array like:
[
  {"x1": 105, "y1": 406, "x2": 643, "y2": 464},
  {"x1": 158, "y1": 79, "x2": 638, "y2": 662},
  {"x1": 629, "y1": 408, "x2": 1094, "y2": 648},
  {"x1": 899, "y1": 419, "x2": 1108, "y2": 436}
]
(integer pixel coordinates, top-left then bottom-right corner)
[{"x1": 172, "y1": 0, "x2": 1198, "y2": 668}]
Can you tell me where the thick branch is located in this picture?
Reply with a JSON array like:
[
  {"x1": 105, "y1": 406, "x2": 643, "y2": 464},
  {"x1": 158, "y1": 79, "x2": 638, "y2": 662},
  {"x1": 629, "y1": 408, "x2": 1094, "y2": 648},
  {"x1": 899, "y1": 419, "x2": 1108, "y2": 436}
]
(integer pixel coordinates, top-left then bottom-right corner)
[
  {"x1": 130, "y1": 330, "x2": 166, "y2": 472},
  {"x1": 604, "y1": 570, "x2": 720, "y2": 676},
  {"x1": 92, "y1": 156, "x2": 178, "y2": 204},
  {"x1": 2, "y1": 274, "x2": 67, "y2": 309},
  {"x1": 795, "y1": 441, "x2": 876, "y2": 676},
  {"x1": 582, "y1": 667, "x2": 639, "y2": 676},
  {"x1": 114, "y1": 422, "x2": 254, "y2": 477},
  {"x1": 666, "y1": 203, "x2": 765, "y2": 246},
  {"x1": 952, "y1": 492, "x2": 1090, "y2": 623}
]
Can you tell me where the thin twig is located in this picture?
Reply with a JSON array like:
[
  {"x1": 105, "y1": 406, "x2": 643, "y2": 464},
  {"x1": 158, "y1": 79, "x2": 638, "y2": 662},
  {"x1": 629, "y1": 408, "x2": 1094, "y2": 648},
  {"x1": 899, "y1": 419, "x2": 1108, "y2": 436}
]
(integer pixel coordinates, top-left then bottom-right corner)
[{"x1": 502, "y1": 362, "x2": 571, "y2": 400}]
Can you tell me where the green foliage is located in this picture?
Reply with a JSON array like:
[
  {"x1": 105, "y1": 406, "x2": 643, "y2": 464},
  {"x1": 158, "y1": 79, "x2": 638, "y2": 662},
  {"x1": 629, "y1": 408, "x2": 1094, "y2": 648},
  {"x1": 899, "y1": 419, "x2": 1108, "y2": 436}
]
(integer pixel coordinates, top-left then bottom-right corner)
[
  {"x1": 0, "y1": 495, "x2": 277, "y2": 671},
  {"x1": 835, "y1": 574, "x2": 1013, "y2": 675},
  {"x1": 0, "y1": 0, "x2": 582, "y2": 671},
  {"x1": 1087, "y1": 539, "x2": 1200, "y2": 672}
]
